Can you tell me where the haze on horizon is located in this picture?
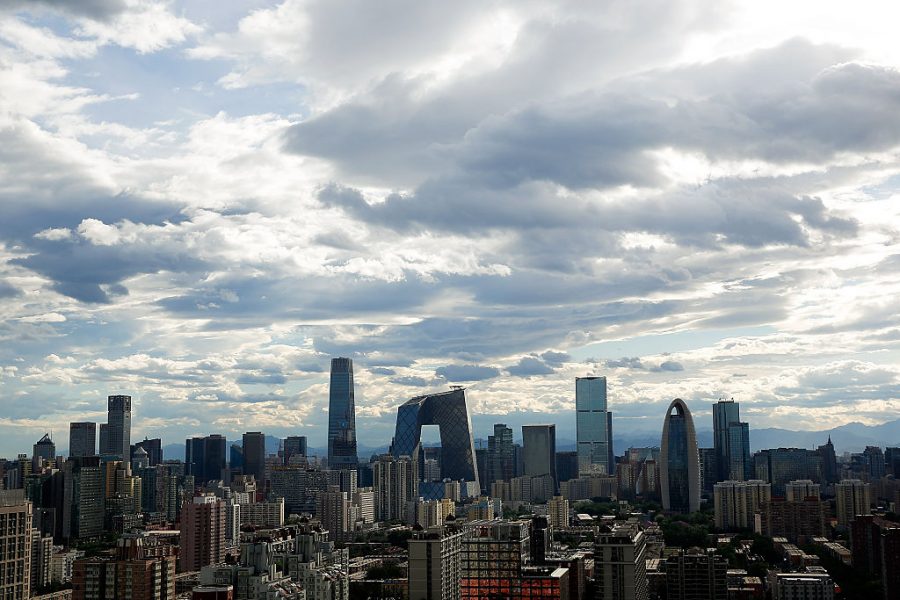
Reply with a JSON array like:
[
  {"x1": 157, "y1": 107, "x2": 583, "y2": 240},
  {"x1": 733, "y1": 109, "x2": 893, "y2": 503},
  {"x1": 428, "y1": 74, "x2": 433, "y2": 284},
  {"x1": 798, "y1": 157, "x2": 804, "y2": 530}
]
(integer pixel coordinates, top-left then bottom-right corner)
[{"x1": 1, "y1": 0, "x2": 900, "y2": 455}]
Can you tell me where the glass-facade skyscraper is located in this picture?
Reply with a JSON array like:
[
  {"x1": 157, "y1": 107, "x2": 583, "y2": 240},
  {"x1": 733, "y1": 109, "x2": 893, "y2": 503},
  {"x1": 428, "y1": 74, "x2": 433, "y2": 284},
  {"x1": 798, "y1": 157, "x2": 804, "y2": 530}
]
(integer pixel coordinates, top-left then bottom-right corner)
[
  {"x1": 713, "y1": 399, "x2": 751, "y2": 482},
  {"x1": 576, "y1": 376, "x2": 612, "y2": 475},
  {"x1": 522, "y1": 424, "x2": 557, "y2": 487},
  {"x1": 390, "y1": 388, "x2": 479, "y2": 487},
  {"x1": 660, "y1": 398, "x2": 701, "y2": 513},
  {"x1": 106, "y1": 395, "x2": 131, "y2": 461},
  {"x1": 327, "y1": 357, "x2": 358, "y2": 469}
]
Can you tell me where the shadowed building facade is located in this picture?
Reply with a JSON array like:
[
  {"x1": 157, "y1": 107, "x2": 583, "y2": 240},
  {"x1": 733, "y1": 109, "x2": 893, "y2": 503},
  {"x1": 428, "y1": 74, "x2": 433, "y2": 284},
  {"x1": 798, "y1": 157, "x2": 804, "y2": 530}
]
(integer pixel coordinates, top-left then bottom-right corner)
[
  {"x1": 327, "y1": 357, "x2": 359, "y2": 470},
  {"x1": 390, "y1": 388, "x2": 479, "y2": 488},
  {"x1": 660, "y1": 399, "x2": 701, "y2": 513}
]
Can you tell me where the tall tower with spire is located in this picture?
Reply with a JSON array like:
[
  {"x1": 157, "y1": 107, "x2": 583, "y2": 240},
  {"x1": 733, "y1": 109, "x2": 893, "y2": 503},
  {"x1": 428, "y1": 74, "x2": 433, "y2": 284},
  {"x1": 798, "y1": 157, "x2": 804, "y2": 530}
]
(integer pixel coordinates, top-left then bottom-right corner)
[{"x1": 818, "y1": 436, "x2": 838, "y2": 484}]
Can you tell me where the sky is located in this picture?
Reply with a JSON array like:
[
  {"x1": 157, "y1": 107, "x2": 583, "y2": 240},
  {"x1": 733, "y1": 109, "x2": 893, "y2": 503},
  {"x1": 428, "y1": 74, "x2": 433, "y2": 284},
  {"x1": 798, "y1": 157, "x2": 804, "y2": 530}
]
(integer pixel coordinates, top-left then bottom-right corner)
[{"x1": 1, "y1": 0, "x2": 900, "y2": 456}]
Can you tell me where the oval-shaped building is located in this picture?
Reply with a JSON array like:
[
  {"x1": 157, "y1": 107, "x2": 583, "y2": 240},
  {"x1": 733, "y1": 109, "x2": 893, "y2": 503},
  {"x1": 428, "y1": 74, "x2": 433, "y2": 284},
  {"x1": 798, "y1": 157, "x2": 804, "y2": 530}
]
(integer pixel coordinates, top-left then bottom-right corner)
[{"x1": 660, "y1": 398, "x2": 701, "y2": 513}]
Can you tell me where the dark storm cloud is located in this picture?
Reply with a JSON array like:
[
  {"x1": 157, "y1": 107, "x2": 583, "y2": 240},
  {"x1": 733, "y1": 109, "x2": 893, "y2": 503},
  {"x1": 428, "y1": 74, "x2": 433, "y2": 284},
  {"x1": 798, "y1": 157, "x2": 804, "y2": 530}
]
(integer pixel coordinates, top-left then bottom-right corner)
[
  {"x1": 6, "y1": 0, "x2": 128, "y2": 20},
  {"x1": 507, "y1": 355, "x2": 556, "y2": 377},
  {"x1": 435, "y1": 364, "x2": 501, "y2": 382}
]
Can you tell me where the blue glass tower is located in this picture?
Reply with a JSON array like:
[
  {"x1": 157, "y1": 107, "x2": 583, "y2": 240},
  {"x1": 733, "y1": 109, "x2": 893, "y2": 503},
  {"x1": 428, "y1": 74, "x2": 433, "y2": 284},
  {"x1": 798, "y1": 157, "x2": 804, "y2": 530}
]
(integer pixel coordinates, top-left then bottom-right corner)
[
  {"x1": 389, "y1": 388, "x2": 479, "y2": 488},
  {"x1": 327, "y1": 357, "x2": 358, "y2": 469},
  {"x1": 660, "y1": 398, "x2": 701, "y2": 513}
]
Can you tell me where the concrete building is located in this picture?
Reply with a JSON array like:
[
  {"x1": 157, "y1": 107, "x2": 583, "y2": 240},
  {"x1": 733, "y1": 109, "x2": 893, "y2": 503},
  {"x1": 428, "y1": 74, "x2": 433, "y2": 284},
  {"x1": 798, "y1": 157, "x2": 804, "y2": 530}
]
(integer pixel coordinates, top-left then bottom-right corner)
[
  {"x1": 373, "y1": 455, "x2": 412, "y2": 523},
  {"x1": 408, "y1": 526, "x2": 463, "y2": 600},
  {"x1": 180, "y1": 495, "x2": 226, "y2": 572},
  {"x1": 72, "y1": 534, "x2": 176, "y2": 600},
  {"x1": 713, "y1": 480, "x2": 771, "y2": 530},
  {"x1": 835, "y1": 479, "x2": 871, "y2": 527},
  {"x1": 547, "y1": 496, "x2": 569, "y2": 530},
  {"x1": 770, "y1": 570, "x2": 834, "y2": 600},
  {"x1": 594, "y1": 522, "x2": 648, "y2": 600},
  {"x1": 664, "y1": 549, "x2": 727, "y2": 600},
  {"x1": 757, "y1": 498, "x2": 826, "y2": 543},
  {"x1": 0, "y1": 491, "x2": 33, "y2": 600},
  {"x1": 240, "y1": 499, "x2": 285, "y2": 529},
  {"x1": 784, "y1": 480, "x2": 821, "y2": 501},
  {"x1": 522, "y1": 425, "x2": 557, "y2": 490}
]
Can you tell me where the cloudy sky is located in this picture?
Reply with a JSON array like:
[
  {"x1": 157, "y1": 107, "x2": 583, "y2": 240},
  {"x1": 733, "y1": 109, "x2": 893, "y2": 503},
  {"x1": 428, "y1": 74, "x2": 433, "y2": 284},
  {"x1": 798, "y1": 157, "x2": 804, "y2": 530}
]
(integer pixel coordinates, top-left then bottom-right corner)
[{"x1": 2, "y1": 0, "x2": 900, "y2": 456}]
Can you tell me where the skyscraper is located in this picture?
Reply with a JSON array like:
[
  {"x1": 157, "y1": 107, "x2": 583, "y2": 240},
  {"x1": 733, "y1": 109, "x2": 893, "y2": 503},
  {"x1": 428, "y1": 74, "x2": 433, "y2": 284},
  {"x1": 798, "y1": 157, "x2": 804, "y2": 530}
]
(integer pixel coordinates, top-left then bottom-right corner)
[
  {"x1": 69, "y1": 422, "x2": 97, "y2": 458},
  {"x1": 576, "y1": 376, "x2": 612, "y2": 475},
  {"x1": 485, "y1": 424, "x2": 514, "y2": 487},
  {"x1": 835, "y1": 479, "x2": 871, "y2": 527},
  {"x1": 106, "y1": 395, "x2": 132, "y2": 461},
  {"x1": 327, "y1": 357, "x2": 358, "y2": 470},
  {"x1": 594, "y1": 523, "x2": 649, "y2": 600},
  {"x1": 242, "y1": 432, "x2": 266, "y2": 485},
  {"x1": 283, "y1": 436, "x2": 307, "y2": 464},
  {"x1": 180, "y1": 495, "x2": 226, "y2": 572},
  {"x1": 390, "y1": 388, "x2": 480, "y2": 486},
  {"x1": 713, "y1": 400, "x2": 750, "y2": 482},
  {"x1": 660, "y1": 399, "x2": 701, "y2": 513},
  {"x1": 522, "y1": 424, "x2": 557, "y2": 489},
  {"x1": 133, "y1": 438, "x2": 162, "y2": 466},
  {"x1": 33, "y1": 433, "x2": 56, "y2": 465}
]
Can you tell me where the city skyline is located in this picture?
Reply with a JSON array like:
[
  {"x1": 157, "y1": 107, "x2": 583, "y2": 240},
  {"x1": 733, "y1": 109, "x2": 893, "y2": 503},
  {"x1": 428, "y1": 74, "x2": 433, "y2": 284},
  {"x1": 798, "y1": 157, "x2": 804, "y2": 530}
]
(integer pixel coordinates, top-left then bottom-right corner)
[{"x1": 2, "y1": 1, "x2": 900, "y2": 457}]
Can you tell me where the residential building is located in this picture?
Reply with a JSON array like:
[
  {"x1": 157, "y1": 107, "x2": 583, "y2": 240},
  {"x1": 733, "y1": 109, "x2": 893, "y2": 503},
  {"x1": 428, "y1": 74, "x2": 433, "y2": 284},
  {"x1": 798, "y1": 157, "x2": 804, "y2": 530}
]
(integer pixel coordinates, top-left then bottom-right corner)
[
  {"x1": 408, "y1": 526, "x2": 463, "y2": 600},
  {"x1": 72, "y1": 534, "x2": 176, "y2": 600},
  {"x1": 665, "y1": 549, "x2": 727, "y2": 600},
  {"x1": 180, "y1": 495, "x2": 226, "y2": 572},
  {"x1": 835, "y1": 479, "x2": 871, "y2": 527},
  {"x1": 713, "y1": 480, "x2": 771, "y2": 530},
  {"x1": 0, "y1": 490, "x2": 33, "y2": 600},
  {"x1": 594, "y1": 522, "x2": 648, "y2": 600},
  {"x1": 757, "y1": 498, "x2": 826, "y2": 542}
]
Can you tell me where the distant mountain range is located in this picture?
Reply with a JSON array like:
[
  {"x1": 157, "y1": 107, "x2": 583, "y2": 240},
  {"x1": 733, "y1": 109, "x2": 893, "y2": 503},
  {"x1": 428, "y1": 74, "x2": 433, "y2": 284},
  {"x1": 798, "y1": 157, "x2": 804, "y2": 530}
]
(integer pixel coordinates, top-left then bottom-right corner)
[{"x1": 162, "y1": 419, "x2": 900, "y2": 461}]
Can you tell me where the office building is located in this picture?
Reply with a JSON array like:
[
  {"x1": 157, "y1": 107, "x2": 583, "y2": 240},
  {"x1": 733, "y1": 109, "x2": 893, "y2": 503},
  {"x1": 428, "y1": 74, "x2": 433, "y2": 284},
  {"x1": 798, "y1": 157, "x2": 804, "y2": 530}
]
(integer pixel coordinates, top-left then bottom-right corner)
[
  {"x1": 485, "y1": 424, "x2": 514, "y2": 488},
  {"x1": 556, "y1": 451, "x2": 579, "y2": 485},
  {"x1": 134, "y1": 438, "x2": 162, "y2": 467},
  {"x1": 283, "y1": 436, "x2": 307, "y2": 464},
  {"x1": 660, "y1": 399, "x2": 701, "y2": 513},
  {"x1": 817, "y1": 437, "x2": 838, "y2": 484},
  {"x1": 33, "y1": 434, "x2": 56, "y2": 467},
  {"x1": 835, "y1": 479, "x2": 871, "y2": 527},
  {"x1": 753, "y1": 448, "x2": 823, "y2": 497},
  {"x1": 180, "y1": 495, "x2": 226, "y2": 572},
  {"x1": 863, "y1": 446, "x2": 886, "y2": 479},
  {"x1": 522, "y1": 424, "x2": 557, "y2": 489},
  {"x1": 576, "y1": 376, "x2": 612, "y2": 475},
  {"x1": 408, "y1": 526, "x2": 463, "y2": 600},
  {"x1": 665, "y1": 549, "x2": 727, "y2": 600},
  {"x1": 31, "y1": 530, "x2": 52, "y2": 590},
  {"x1": 390, "y1": 389, "x2": 480, "y2": 486},
  {"x1": 63, "y1": 456, "x2": 104, "y2": 542},
  {"x1": 594, "y1": 522, "x2": 648, "y2": 600},
  {"x1": 327, "y1": 357, "x2": 358, "y2": 469},
  {"x1": 698, "y1": 447, "x2": 717, "y2": 496},
  {"x1": 242, "y1": 432, "x2": 266, "y2": 485},
  {"x1": 713, "y1": 480, "x2": 771, "y2": 530},
  {"x1": 461, "y1": 520, "x2": 569, "y2": 600},
  {"x1": 72, "y1": 534, "x2": 176, "y2": 600},
  {"x1": 105, "y1": 395, "x2": 132, "y2": 460},
  {"x1": 0, "y1": 491, "x2": 33, "y2": 600},
  {"x1": 713, "y1": 400, "x2": 751, "y2": 482},
  {"x1": 186, "y1": 435, "x2": 227, "y2": 485},
  {"x1": 69, "y1": 423, "x2": 97, "y2": 458}
]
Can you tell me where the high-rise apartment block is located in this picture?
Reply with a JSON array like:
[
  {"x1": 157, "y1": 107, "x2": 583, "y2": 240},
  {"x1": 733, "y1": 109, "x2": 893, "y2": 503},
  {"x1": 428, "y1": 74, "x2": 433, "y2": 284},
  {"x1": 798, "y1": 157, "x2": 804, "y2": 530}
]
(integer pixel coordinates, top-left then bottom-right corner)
[
  {"x1": 373, "y1": 455, "x2": 412, "y2": 523},
  {"x1": 594, "y1": 522, "x2": 649, "y2": 600},
  {"x1": 713, "y1": 480, "x2": 771, "y2": 530},
  {"x1": 576, "y1": 376, "x2": 613, "y2": 475},
  {"x1": 73, "y1": 534, "x2": 176, "y2": 600},
  {"x1": 0, "y1": 490, "x2": 33, "y2": 600},
  {"x1": 180, "y1": 495, "x2": 226, "y2": 572},
  {"x1": 408, "y1": 526, "x2": 463, "y2": 600},
  {"x1": 665, "y1": 549, "x2": 727, "y2": 600},
  {"x1": 835, "y1": 479, "x2": 872, "y2": 527},
  {"x1": 327, "y1": 357, "x2": 358, "y2": 470}
]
